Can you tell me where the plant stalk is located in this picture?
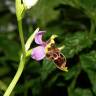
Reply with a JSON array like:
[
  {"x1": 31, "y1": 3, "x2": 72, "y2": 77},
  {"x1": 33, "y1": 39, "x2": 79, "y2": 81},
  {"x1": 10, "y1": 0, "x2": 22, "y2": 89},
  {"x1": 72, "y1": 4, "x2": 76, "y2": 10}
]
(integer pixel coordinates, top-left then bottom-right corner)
[
  {"x1": 4, "y1": 19, "x2": 26, "y2": 96},
  {"x1": 3, "y1": 55, "x2": 25, "y2": 96}
]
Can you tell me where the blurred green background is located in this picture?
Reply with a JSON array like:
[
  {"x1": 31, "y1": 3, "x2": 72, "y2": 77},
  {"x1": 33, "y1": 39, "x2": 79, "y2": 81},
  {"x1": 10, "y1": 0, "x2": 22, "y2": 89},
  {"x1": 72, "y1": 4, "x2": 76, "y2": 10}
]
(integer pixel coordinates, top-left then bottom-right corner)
[{"x1": 0, "y1": 0, "x2": 96, "y2": 96}]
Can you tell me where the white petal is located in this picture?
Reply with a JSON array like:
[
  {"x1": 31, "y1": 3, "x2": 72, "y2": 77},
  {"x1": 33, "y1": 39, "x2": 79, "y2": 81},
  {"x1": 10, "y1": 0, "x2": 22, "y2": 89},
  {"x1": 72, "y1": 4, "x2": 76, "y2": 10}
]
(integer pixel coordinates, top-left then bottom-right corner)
[{"x1": 23, "y1": 0, "x2": 38, "y2": 9}]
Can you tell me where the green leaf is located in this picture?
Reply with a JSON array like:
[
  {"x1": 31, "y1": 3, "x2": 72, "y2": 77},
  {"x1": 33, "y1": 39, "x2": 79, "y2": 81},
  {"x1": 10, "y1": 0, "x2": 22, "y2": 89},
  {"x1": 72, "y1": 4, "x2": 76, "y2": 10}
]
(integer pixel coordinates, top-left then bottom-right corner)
[
  {"x1": 0, "y1": 36, "x2": 20, "y2": 61},
  {"x1": 69, "y1": 88, "x2": 93, "y2": 96},
  {"x1": 30, "y1": 0, "x2": 66, "y2": 25},
  {"x1": 79, "y1": 0, "x2": 96, "y2": 11},
  {"x1": 64, "y1": 65, "x2": 79, "y2": 80},
  {"x1": 62, "y1": 32, "x2": 92, "y2": 58},
  {"x1": 80, "y1": 51, "x2": 96, "y2": 94},
  {"x1": 60, "y1": 0, "x2": 96, "y2": 19},
  {"x1": 41, "y1": 59, "x2": 56, "y2": 81},
  {"x1": 80, "y1": 51, "x2": 96, "y2": 71},
  {"x1": 0, "y1": 80, "x2": 7, "y2": 91},
  {"x1": 0, "y1": 67, "x2": 10, "y2": 77}
]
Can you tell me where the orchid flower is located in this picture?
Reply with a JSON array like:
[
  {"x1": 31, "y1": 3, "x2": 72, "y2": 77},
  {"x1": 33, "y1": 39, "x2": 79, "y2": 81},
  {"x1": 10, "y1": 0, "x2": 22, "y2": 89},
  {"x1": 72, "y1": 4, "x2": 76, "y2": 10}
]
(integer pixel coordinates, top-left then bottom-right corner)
[
  {"x1": 31, "y1": 31, "x2": 57, "y2": 61},
  {"x1": 31, "y1": 30, "x2": 68, "y2": 72}
]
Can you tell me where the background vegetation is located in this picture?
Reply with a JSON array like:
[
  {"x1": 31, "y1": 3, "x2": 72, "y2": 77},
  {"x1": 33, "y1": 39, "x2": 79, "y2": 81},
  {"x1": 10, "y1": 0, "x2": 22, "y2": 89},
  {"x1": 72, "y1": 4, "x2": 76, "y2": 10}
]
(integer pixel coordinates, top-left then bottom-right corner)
[{"x1": 0, "y1": 0, "x2": 96, "y2": 96}]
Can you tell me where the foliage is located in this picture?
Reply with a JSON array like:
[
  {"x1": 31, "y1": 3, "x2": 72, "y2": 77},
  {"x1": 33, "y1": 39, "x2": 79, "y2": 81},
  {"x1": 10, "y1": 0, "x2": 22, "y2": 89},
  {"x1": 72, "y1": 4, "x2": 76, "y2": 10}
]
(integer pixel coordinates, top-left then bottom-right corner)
[{"x1": 0, "y1": 0, "x2": 96, "y2": 96}]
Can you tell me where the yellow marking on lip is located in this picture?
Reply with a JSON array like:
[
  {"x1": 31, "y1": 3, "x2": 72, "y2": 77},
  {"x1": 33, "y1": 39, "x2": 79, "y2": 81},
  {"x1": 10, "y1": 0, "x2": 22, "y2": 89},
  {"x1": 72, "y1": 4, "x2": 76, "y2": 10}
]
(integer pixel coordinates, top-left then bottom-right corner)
[
  {"x1": 45, "y1": 34, "x2": 58, "y2": 54},
  {"x1": 62, "y1": 67, "x2": 68, "y2": 72}
]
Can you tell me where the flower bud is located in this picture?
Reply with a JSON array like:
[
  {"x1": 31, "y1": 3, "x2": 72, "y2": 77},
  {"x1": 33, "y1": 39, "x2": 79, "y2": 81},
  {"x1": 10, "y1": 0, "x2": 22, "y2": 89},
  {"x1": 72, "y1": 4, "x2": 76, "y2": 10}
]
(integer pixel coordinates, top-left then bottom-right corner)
[{"x1": 23, "y1": 0, "x2": 38, "y2": 9}]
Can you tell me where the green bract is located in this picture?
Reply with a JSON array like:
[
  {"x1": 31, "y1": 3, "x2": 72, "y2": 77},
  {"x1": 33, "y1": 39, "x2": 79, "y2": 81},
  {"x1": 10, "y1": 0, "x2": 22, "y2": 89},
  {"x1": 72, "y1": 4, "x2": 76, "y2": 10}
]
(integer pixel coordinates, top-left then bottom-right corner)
[{"x1": 16, "y1": 0, "x2": 25, "y2": 20}]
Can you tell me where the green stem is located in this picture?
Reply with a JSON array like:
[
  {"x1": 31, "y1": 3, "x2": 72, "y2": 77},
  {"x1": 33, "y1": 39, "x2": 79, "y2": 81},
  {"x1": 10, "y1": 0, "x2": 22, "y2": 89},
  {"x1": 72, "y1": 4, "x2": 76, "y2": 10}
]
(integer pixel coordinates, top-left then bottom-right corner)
[
  {"x1": 26, "y1": 49, "x2": 32, "y2": 57},
  {"x1": 4, "y1": 19, "x2": 26, "y2": 96},
  {"x1": 18, "y1": 20, "x2": 26, "y2": 57},
  {"x1": 3, "y1": 55, "x2": 25, "y2": 96}
]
